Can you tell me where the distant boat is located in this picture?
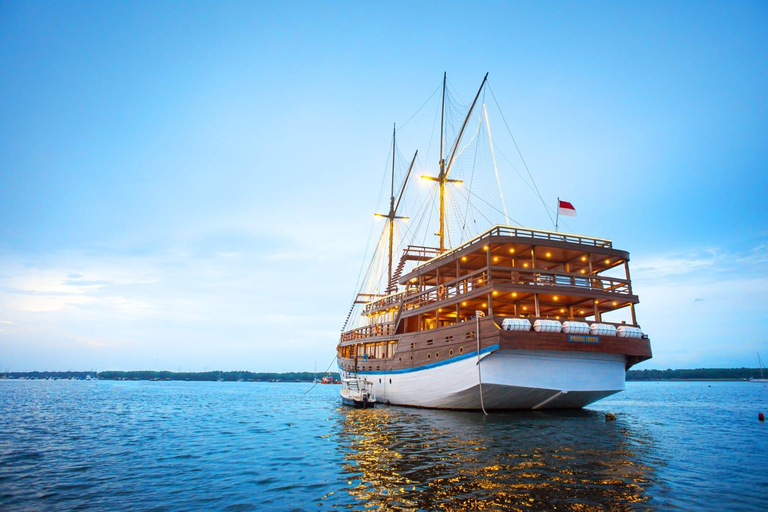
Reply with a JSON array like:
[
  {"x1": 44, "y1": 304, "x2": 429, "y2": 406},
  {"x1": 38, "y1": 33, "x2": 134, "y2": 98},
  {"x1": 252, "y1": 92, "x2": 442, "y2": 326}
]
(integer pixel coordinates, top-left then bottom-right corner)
[
  {"x1": 750, "y1": 353, "x2": 768, "y2": 383},
  {"x1": 320, "y1": 374, "x2": 340, "y2": 385}
]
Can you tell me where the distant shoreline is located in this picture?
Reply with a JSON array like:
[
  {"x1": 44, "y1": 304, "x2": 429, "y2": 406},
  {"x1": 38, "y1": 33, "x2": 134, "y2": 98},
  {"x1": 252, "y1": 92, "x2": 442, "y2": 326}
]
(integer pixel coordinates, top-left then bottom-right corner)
[
  {"x1": 0, "y1": 371, "x2": 335, "y2": 382},
  {"x1": 1, "y1": 368, "x2": 766, "y2": 382}
]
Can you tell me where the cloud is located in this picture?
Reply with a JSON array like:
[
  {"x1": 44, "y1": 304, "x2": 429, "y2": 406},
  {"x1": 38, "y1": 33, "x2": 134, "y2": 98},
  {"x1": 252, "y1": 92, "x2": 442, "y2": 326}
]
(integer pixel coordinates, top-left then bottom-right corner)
[
  {"x1": 630, "y1": 241, "x2": 768, "y2": 368},
  {"x1": 0, "y1": 222, "x2": 358, "y2": 371}
]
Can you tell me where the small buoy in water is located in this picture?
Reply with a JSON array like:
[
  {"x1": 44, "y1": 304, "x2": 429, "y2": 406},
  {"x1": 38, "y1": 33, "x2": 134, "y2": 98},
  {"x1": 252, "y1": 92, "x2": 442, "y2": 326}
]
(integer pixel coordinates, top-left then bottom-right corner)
[
  {"x1": 759, "y1": 413, "x2": 765, "y2": 422},
  {"x1": 605, "y1": 412, "x2": 617, "y2": 422}
]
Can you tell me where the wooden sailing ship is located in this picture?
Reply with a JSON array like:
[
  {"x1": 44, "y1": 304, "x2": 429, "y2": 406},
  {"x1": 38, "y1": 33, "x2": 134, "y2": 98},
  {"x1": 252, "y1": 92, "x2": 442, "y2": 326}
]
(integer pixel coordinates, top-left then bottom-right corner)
[{"x1": 337, "y1": 74, "x2": 651, "y2": 410}]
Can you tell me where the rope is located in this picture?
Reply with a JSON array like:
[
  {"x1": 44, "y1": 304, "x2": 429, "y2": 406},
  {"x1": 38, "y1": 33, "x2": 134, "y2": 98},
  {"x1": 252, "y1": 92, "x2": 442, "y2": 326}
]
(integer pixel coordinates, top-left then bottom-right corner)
[
  {"x1": 483, "y1": 103, "x2": 509, "y2": 225},
  {"x1": 487, "y1": 82, "x2": 555, "y2": 228},
  {"x1": 476, "y1": 312, "x2": 488, "y2": 415},
  {"x1": 399, "y1": 81, "x2": 442, "y2": 130},
  {"x1": 303, "y1": 354, "x2": 338, "y2": 395}
]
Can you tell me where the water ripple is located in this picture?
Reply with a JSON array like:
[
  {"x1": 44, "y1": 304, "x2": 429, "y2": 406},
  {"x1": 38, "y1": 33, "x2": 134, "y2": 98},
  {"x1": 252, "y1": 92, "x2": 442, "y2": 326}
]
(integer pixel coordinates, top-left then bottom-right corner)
[{"x1": 1, "y1": 380, "x2": 767, "y2": 510}]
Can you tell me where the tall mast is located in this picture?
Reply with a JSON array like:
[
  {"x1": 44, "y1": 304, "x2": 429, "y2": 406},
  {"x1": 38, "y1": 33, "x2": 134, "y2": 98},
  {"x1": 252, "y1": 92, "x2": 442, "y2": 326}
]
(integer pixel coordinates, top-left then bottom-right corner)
[
  {"x1": 425, "y1": 73, "x2": 488, "y2": 253},
  {"x1": 376, "y1": 126, "x2": 416, "y2": 293},
  {"x1": 438, "y1": 72, "x2": 446, "y2": 253},
  {"x1": 439, "y1": 72, "x2": 446, "y2": 177},
  {"x1": 387, "y1": 124, "x2": 396, "y2": 293}
]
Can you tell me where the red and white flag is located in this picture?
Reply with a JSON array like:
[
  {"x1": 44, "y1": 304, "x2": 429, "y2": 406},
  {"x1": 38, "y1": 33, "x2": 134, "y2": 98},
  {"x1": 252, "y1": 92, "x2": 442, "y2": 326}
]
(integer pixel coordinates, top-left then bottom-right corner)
[{"x1": 558, "y1": 200, "x2": 577, "y2": 217}]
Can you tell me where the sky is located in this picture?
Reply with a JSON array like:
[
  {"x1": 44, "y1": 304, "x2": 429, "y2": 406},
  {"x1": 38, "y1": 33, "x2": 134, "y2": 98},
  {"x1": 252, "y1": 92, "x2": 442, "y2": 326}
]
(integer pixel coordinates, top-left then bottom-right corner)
[{"x1": 1, "y1": 1, "x2": 766, "y2": 372}]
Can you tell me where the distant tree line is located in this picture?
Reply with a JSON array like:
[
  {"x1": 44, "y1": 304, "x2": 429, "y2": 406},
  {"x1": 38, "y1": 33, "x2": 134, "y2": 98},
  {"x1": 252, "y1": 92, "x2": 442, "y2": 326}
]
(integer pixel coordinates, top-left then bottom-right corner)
[
  {"x1": 3, "y1": 368, "x2": 764, "y2": 382},
  {"x1": 95, "y1": 371, "x2": 339, "y2": 382},
  {"x1": 0, "y1": 371, "x2": 97, "y2": 380},
  {"x1": 627, "y1": 368, "x2": 764, "y2": 381}
]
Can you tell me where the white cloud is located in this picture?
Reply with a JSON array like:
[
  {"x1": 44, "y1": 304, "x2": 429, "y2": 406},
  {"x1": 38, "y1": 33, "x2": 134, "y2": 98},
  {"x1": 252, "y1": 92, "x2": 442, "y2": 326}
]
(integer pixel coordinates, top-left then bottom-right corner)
[{"x1": 630, "y1": 243, "x2": 768, "y2": 368}]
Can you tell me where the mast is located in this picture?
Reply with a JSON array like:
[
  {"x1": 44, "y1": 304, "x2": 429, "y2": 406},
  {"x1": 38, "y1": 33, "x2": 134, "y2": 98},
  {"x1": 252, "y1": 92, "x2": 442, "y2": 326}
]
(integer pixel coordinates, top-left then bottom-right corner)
[
  {"x1": 425, "y1": 73, "x2": 488, "y2": 253},
  {"x1": 376, "y1": 125, "x2": 417, "y2": 293},
  {"x1": 438, "y1": 73, "x2": 446, "y2": 252},
  {"x1": 387, "y1": 124, "x2": 396, "y2": 293}
]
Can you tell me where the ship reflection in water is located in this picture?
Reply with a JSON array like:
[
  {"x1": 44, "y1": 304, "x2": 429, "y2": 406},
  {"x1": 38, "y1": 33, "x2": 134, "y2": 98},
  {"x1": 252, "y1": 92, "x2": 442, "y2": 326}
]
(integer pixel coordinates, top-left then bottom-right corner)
[{"x1": 331, "y1": 406, "x2": 660, "y2": 510}]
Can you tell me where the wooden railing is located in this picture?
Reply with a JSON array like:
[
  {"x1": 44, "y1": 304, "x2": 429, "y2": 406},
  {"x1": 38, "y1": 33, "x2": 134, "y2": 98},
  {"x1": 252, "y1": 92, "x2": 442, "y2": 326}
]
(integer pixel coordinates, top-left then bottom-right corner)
[
  {"x1": 400, "y1": 267, "x2": 631, "y2": 314},
  {"x1": 344, "y1": 264, "x2": 632, "y2": 342},
  {"x1": 402, "y1": 269, "x2": 489, "y2": 312},
  {"x1": 363, "y1": 291, "x2": 407, "y2": 315},
  {"x1": 340, "y1": 322, "x2": 396, "y2": 342},
  {"x1": 413, "y1": 225, "x2": 613, "y2": 269},
  {"x1": 490, "y1": 267, "x2": 631, "y2": 295},
  {"x1": 401, "y1": 245, "x2": 442, "y2": 260}
]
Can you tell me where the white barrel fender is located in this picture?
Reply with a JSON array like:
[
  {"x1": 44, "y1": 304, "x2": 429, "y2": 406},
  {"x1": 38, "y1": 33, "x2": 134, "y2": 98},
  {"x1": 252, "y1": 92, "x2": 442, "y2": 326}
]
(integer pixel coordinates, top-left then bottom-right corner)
[
  {"x1": 590, "y1": 323, "x2": 617, "y2": 336},
  {"x1": 501, "y1": 318, "x2": 532, "y2": 331},
  {"x1": 562, "y1": 321, "x2": 590, "y2": 334},
  {"x1": 533, "y1": 319, "x2": 562, "y2": 333},
  {"x1": 617, "y1": 325, "x2": 643, "y2": 338}
]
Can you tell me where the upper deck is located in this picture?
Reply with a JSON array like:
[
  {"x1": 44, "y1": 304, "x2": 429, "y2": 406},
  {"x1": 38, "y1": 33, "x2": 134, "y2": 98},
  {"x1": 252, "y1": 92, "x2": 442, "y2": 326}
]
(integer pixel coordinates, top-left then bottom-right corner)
[
  {"x1": 342, "y1": 225, "x2": 640, "y2": 343},
  {"x1": 400, "y1": 225, "x2": 622, "y2": 283}
]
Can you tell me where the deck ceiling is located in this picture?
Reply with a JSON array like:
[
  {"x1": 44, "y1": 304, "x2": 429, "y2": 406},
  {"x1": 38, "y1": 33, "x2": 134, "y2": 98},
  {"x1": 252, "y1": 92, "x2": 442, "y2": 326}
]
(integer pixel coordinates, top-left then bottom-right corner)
[{"x1": 401, "y1": 238, "x2": 628, "y2": 286}]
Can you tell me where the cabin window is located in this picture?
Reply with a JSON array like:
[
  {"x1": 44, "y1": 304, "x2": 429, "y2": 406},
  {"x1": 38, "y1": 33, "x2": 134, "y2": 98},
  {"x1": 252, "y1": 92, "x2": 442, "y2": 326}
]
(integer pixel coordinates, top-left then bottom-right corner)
[
  {"x1": 435, "y1": 352, "x2": 439, "y2": 359},
  {"x1": 427, "y1": 339, "x2": 433, "y2": 346},
  {"x1": 459, "y1": 347, "x2": 464, "y2": 354},
  {"x1": 427, "y1": 354, "x2": 431, "y2": 360},
  {"x1": 450, "y1": 349, "x2": 454, "y2": 356}
]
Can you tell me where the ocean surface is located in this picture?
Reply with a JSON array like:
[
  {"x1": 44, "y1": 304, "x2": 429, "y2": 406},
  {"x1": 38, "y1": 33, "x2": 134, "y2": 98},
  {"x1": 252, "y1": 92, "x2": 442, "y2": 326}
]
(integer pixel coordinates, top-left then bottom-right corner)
[{"x1": 1, "y1": 380, "x2": 766, "y2": 511}]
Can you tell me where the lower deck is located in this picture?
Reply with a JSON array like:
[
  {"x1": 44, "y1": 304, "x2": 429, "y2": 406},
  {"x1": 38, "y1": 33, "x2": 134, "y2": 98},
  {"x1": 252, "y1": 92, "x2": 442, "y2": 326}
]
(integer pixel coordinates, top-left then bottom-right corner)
[{"x1": 338, "y1": 316, "x2": 652, "y2": 375}]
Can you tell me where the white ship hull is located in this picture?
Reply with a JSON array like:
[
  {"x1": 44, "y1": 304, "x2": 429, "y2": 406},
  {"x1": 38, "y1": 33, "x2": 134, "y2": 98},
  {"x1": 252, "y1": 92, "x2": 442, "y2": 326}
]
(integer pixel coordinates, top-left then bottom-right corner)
[{"x1": 341, "y1": 348, "x2": 626, "y2": 410}]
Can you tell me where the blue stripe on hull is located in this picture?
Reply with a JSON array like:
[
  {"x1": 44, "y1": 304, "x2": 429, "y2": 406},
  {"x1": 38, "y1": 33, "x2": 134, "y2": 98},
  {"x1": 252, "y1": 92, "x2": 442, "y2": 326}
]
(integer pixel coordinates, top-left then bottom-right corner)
[{"x1": 345, "y1": 344, "x2": 500, "y2": 376}]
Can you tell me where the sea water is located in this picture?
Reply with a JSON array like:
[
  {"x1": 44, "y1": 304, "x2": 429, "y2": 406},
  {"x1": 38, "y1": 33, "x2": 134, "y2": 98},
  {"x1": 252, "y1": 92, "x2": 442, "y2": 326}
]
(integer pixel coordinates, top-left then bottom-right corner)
[{"x1": 1, "y1": 380, "x2": 766, "y2": 511}]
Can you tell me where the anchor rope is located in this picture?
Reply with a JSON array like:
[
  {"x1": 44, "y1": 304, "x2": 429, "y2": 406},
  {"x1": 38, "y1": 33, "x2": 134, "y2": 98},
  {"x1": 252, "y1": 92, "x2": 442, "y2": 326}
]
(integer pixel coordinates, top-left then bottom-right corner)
[
  {"x1": 303, "y1": 354, "x2": 338, "y2": 395},
  {"x1": 476, "y1": 312, "x2": 488, "y2": 415}
]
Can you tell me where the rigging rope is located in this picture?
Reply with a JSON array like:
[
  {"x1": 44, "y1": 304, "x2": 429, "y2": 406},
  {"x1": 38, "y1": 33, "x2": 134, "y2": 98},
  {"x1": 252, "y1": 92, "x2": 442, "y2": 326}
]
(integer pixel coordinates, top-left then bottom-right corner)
[
  {"x1": 483, "y1": 103, "x2": 509, "y2": 225},
  {"x1": 399, "y1": 82, "x2": 442, "y2": 131},
  {"x1": 453, "y1": 186, "x2": 495, "y2": 228},
  {"x1": 455, "y1": 185, "x2": 523, "y2": 226},
  {"x1": 487, "y1": 82, "x2": 555, "y2": 228}
]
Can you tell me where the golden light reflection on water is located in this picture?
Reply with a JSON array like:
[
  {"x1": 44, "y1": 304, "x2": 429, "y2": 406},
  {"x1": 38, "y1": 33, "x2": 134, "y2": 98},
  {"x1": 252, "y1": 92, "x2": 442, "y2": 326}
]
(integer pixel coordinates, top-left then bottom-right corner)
[{"x1": 328, "y1": 407, "x2": 656, "y2": 510}]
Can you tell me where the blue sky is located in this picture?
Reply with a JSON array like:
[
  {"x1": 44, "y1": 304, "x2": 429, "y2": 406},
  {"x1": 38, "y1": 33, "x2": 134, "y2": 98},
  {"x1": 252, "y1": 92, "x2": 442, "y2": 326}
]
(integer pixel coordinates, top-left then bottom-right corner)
[{"x1": 1, "y1": 1, "x2": 766, "y2": 371}]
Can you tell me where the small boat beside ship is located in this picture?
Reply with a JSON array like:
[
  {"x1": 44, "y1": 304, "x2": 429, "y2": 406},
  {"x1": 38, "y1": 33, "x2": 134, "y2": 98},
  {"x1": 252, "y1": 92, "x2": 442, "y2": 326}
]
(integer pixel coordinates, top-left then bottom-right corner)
[{"x1": 337, "y1": 74, "x2": 652, "y2": 410}]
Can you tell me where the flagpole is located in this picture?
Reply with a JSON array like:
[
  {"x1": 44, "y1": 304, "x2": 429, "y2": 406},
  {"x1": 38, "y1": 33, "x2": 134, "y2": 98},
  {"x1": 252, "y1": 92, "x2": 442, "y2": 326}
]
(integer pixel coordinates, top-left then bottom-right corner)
[{"x1": 555, "y1": 196, "x2": 559, "y2": 232}]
